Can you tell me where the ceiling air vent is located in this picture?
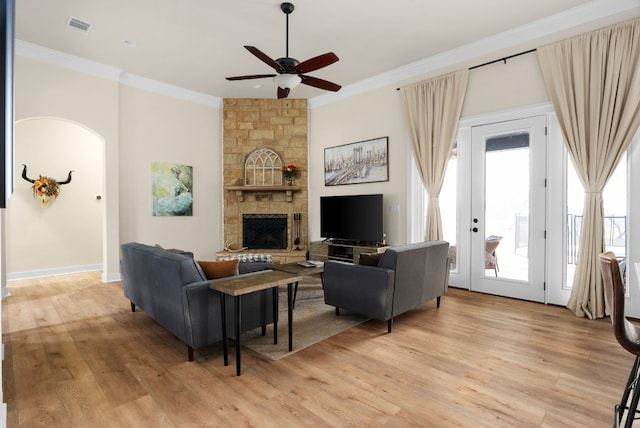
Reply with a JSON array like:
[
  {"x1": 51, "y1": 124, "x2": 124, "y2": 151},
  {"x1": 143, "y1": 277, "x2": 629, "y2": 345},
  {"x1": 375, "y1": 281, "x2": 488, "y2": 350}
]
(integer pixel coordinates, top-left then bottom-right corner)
[{"x1": 66, "y1": 17, "x2": 92, "y2": 33}]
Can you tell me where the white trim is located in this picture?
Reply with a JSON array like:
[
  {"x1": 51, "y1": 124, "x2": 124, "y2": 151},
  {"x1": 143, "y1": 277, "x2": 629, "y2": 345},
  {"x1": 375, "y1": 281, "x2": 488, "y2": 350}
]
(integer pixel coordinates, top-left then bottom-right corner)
[
  {"x1": 546, "y1": 112, "x2": 571, "y2": 306},
  {"x1": 102, "y1": 272, "x2": 122, "y2": 283},
  {"x1": 119, "y1": 73, "x2": 221, "y2": 108},
  {"x1": 16, "y1": 40, "x2": 121, "y2": 82},
  {"x1": 459, "y1": 102, "x2": 554, "y2": 127},
  {"x1": 309, "y1": 0, "x2": 639, "y2": 109},
  {"x1": 15, "y1": 40, "x2": 221, "y2": 108},
  {"x1": 407, "y1": 137, "x2": 424, "y2": 244},
  {"x1": 6, "y1": 264, "x2": 103, "y2": 281}
]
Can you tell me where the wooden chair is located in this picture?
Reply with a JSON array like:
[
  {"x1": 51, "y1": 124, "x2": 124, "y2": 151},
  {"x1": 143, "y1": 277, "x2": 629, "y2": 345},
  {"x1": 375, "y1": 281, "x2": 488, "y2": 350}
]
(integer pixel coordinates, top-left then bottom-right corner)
[
  {"x1": 599, "y1": 252, "x2": 640, "y2": 428},
  {"x1": 485, "y1": 235, "x2": 502, "y2": 276}
]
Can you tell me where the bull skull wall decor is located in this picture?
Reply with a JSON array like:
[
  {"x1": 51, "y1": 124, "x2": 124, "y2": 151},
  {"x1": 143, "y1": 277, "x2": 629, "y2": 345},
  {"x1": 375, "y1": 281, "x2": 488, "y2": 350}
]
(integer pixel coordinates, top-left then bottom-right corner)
[{"x1": 21, "y1": 164, "x2": 73, "y2": 208}]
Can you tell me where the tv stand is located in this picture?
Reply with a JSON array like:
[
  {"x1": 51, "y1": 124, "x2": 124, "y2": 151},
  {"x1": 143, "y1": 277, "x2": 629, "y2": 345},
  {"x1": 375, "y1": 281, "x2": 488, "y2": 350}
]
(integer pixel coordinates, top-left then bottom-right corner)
[
  {"x1": 328, "y1": 239, "x2": 358, "y2": 246},
  {"x1": 309, "y1": 241, "x2": 389, "y2": 264}
]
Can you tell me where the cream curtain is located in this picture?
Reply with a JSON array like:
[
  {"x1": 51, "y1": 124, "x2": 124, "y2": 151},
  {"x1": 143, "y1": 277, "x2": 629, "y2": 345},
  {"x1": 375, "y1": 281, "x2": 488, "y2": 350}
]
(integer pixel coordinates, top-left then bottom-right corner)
[
  {"x1": 538, "y1": 18, "x2": 640, "y2": 319},
  {"x1": 400, "y1": 70, "x2": 469, "y2": 241}
]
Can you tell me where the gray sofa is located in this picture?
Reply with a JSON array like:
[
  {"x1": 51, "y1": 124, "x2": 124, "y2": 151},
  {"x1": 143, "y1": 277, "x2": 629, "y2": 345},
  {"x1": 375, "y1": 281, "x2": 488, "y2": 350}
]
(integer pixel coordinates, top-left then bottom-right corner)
[
  {"x1": 323, "y1": 240, "x2": 450, "y2": 332},
  {"x1": 120, "y1": 242, "x2": 276, "y2": 361}
]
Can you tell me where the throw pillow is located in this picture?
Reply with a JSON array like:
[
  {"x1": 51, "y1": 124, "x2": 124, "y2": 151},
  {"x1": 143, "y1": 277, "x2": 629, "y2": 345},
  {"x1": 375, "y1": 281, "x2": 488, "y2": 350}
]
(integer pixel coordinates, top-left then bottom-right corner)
[
  {"x1": 197, "y1": 259, "x2": 240, "y2": 279},
  {"x1": 359, "y1": 252, "x2": 383, "y2": 266}
]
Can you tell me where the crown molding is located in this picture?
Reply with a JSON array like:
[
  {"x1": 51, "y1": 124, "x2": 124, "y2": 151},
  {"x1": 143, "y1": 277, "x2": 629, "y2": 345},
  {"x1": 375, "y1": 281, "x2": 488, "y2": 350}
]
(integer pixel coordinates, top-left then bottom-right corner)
[
  {"x1": 15, "y1": 0, "x2": 639, "y2": 110},
  {"x1": 119, "y1": 73, "x2": 221, "y2": 108},
  {"x1": 308, "y1": 0, "x2": 640, "y2": 109},
  {"x1": 15, "y1": 39, "x2": 222, "y2": 108},
  {"x1": 16, "y1": 39, "x2": 122, "y2": 82}
]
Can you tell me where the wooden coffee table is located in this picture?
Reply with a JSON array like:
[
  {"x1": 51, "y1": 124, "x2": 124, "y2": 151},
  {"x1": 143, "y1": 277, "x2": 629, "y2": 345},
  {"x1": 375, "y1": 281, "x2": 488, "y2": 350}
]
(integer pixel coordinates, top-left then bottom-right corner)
[{"x1": 209, "y1": 269, "x2": 299, "y2": 376}]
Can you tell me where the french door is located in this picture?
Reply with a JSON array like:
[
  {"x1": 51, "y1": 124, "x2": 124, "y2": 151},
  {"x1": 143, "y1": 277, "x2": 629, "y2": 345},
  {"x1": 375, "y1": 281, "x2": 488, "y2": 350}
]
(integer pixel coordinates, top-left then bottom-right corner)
[{"x1": 468, "y1": 116, "x2": 547, "y2": 302}]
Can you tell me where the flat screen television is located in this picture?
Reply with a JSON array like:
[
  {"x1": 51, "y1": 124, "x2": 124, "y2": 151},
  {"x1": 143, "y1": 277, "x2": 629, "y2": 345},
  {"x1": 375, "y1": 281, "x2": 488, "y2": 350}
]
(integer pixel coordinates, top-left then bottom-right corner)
[{"x1": 320, "y1": 194, "x2": 384, "y2": 245}]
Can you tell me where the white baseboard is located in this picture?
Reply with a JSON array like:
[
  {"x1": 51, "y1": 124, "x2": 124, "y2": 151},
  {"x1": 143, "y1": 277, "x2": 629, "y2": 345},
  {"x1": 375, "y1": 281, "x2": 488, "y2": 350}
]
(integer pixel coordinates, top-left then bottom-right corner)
[
  {"x1": 102, "y1": 272, "x2": 121, "y2": 283},
  {"x1": 6, "y1": 264, "x2": 103, "y2": 281}
]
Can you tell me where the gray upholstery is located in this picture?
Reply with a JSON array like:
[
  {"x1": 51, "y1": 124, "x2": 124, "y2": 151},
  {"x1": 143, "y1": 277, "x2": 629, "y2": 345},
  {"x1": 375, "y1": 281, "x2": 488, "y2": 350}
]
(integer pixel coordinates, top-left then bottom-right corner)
[
  {"x1": 120, "y1": 242, "x2": 276, "y2": 360},
  {"x1": 323, "y1": 240, "x2": 450, "y2": 332}
]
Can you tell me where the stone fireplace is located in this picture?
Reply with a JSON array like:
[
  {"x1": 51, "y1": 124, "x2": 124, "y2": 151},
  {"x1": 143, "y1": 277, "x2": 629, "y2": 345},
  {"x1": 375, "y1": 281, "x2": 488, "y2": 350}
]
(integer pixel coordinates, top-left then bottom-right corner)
[{"x1": 221, "y1": 98, "x2": 308, "y2": 263}]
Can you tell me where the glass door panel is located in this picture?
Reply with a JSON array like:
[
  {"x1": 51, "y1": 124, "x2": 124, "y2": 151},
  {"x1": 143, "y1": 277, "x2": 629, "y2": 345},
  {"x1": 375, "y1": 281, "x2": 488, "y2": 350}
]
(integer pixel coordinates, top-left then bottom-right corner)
[
  {"x1": 484, "y1": 133, "x2": 529, "y2": 281},
  {"x1": 470, "y1": 116, "x2": 546, "y2": 302}
]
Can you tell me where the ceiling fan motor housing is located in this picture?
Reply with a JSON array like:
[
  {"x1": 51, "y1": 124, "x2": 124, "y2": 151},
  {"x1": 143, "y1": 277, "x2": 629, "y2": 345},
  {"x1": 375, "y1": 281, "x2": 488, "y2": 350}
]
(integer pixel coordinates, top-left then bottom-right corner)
[{"x1": 276, "y1": 57, "x2": 299, "y2": 70}]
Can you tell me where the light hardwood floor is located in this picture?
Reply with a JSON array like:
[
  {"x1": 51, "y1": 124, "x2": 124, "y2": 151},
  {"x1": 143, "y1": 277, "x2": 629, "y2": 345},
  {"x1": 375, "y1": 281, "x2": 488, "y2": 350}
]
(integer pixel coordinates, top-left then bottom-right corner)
[{"x1": 2, "y1": 272, "x2": 631, "y2": 427}]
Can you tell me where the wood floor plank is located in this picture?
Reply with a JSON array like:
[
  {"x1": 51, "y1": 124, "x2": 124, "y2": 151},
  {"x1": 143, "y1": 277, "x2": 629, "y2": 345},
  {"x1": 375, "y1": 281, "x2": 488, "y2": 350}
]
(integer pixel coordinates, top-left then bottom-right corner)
[
  {"x1": 2, "y1": 272, "x2": 633, "y2": 427},
  {"x1": 113, "y1": 394, "x2": 176, "y2": 428}
]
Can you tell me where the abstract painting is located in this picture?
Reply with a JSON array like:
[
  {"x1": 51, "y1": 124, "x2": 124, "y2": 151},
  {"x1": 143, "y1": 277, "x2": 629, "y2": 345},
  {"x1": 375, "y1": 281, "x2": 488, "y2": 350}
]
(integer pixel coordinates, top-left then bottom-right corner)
[{"x1": 152, "y1": 161, "x2": 193, "y2": 216}]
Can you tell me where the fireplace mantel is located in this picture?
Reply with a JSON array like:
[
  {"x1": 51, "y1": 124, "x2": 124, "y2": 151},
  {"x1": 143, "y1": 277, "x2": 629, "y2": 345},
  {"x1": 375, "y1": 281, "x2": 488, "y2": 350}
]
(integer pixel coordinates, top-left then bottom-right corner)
[{"x1": 225, "y1": 185, "x2": 301, "y2": 202}]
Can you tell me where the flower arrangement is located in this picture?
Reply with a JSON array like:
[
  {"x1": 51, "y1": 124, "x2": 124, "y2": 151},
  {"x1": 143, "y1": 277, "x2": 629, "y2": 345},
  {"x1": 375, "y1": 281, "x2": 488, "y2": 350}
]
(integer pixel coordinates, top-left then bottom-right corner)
[
  {"x1": 32, "y1": 175, "x2": 61, "y2": 199},
  {"x1": 281, "y1": 164, "x2": 301, "y2": 182}
]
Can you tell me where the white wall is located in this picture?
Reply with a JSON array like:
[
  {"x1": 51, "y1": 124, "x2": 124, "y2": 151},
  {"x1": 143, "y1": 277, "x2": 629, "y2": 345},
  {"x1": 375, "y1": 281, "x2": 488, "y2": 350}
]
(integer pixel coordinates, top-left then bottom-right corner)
[
  {"x1": 118, "y1": 85, "x2": 222, "y2": 259},
  {"x1": 462, "y1": 52, "x2": 549, "y2": 117},
  {"x1": 9, "y1": 55, "x2": 223, "y2": 279},
  {"x1": 308, "y1": 51, "x2": 550, "y2": 246},
  {"x1": 13, "y1": 56, "x2": 120, "y2": 280},
  {"x1": 7, "y1": 118, "x2": 103, "y2": 277},
  {"x1": 309, "y1": 87, "x2": 408, "y2": 245}
]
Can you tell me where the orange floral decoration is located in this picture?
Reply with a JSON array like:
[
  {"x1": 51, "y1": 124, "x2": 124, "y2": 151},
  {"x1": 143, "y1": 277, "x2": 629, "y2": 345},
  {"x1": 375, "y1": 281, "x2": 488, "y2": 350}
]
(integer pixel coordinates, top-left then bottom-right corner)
[{"x1": 32, "y1": 176, "x2": 61, "y2": 199}]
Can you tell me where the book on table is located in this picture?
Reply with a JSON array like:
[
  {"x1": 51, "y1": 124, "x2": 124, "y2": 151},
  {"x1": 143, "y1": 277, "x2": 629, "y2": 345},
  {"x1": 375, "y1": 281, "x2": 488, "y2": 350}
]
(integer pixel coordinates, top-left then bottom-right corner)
[{"x1": 297, "y1": 260, "x2": 323, "y2": 268}]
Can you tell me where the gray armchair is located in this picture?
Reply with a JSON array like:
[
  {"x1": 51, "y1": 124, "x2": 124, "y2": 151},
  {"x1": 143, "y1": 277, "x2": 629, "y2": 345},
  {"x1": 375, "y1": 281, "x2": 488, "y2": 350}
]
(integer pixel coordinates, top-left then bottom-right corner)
[{"x1": 323, "y1": 241, "x2": 450, "y2": 332}]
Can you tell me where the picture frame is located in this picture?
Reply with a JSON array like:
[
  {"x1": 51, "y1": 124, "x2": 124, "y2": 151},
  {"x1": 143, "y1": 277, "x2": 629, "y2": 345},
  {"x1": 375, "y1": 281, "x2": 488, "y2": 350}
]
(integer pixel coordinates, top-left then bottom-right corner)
[
  {"x1": 152, "y1": 161, "x2": 193, "y2": 216},
  {"x1": 324, "y1": 136, "x2": 389, "y2": 186}
]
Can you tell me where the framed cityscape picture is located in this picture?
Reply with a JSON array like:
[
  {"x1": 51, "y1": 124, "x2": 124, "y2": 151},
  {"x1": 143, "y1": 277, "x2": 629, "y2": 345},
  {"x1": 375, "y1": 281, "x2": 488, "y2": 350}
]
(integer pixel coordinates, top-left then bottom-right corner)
[{"x1": 324, "y1": 136, "x2": 389, "y2": 186}]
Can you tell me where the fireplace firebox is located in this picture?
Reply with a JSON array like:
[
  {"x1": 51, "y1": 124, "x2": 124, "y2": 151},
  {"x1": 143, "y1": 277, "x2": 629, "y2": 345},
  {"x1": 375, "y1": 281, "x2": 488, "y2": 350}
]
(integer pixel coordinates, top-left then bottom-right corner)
[{"x1": 242, "y1": 214, "x2": 288, "y2": 249}]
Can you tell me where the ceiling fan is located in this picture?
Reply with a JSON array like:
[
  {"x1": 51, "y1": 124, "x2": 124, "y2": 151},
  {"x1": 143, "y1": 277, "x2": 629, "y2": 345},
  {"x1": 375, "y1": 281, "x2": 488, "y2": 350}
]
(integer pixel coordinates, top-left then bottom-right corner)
[{"x1": 225, "y1": 2, "x2": 341, "y2": 99}]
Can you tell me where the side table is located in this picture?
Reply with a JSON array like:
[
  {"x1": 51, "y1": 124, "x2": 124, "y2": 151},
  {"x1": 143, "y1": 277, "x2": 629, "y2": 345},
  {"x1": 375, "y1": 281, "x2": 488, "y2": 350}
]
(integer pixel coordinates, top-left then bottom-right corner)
[
  {"x1": 271, "y1": 261, "x2": 324, "y2": 308},
  {"x1": 209, "y1": 269, "x2": 298, "y2": 376},
  {"x1": 271, "y1": 262, "x2": 325, "y2": 356}
]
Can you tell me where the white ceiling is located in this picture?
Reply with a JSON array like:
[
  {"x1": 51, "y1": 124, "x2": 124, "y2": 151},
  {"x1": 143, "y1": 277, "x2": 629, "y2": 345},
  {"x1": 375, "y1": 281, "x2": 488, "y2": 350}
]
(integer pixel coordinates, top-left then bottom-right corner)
[{"x1": 15, "y1": 0, "x2": 640, "y2": 103}]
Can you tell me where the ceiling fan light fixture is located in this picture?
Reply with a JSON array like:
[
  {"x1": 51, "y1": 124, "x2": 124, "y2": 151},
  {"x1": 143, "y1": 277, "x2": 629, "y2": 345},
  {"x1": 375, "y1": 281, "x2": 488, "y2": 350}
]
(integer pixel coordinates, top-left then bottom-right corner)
[
  {"x1": 273, "y1": 73, "x2": 302, "y2": 89},
  {"x1": 226, "y1": 2, "x2": 341, "y2": 98}
]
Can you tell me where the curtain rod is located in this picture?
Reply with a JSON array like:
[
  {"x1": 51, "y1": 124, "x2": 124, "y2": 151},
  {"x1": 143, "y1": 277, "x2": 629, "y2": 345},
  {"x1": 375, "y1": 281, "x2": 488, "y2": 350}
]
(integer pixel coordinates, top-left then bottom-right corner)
[
  {"x1": 468, "y1": 48, "x2": 537, "y2": 70},
  {"x1": 396, "y1": 48, "x2": 537, "y2": 91}
]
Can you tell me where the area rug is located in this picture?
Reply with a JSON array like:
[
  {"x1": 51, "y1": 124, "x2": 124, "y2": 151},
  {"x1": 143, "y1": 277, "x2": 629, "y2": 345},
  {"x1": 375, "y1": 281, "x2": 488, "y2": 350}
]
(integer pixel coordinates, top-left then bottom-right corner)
[{"x1": 241, "y1": 277, "x2": 369, "y2": 360}]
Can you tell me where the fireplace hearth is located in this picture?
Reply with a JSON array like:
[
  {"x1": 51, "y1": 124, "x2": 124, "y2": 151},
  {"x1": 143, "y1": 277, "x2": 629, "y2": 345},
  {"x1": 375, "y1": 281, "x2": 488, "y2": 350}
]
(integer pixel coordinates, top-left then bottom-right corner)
[{"x1": 243, "y1": 214, "x2": 288, "y2": 250}]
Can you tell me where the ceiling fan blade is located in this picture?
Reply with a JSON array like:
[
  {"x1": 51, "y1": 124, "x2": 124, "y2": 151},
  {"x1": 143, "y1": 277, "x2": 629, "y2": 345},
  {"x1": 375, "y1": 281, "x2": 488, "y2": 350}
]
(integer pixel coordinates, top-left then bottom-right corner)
[
  {"x1": 293, "y1": 52, "x2": 339, "y2": 74},
  {"x1": 301, "y1": 75, "x2": 341, "y2": 92},
  {"x1": 277, "y1": 87, "x2": 290, "y2": 99},
  {"x1": 244, "y1": 46, "x2": 285, "y2": 73},
  {"x1": 226, "y1": 74, "x2": 276, "y2": 81}
]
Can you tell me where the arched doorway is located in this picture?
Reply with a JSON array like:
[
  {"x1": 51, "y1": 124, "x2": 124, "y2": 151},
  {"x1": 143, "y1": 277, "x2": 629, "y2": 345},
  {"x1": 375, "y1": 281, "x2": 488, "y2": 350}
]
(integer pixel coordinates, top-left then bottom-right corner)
[{"x1": 5, "y1": 117, "x2": 105, "y2": 280}]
